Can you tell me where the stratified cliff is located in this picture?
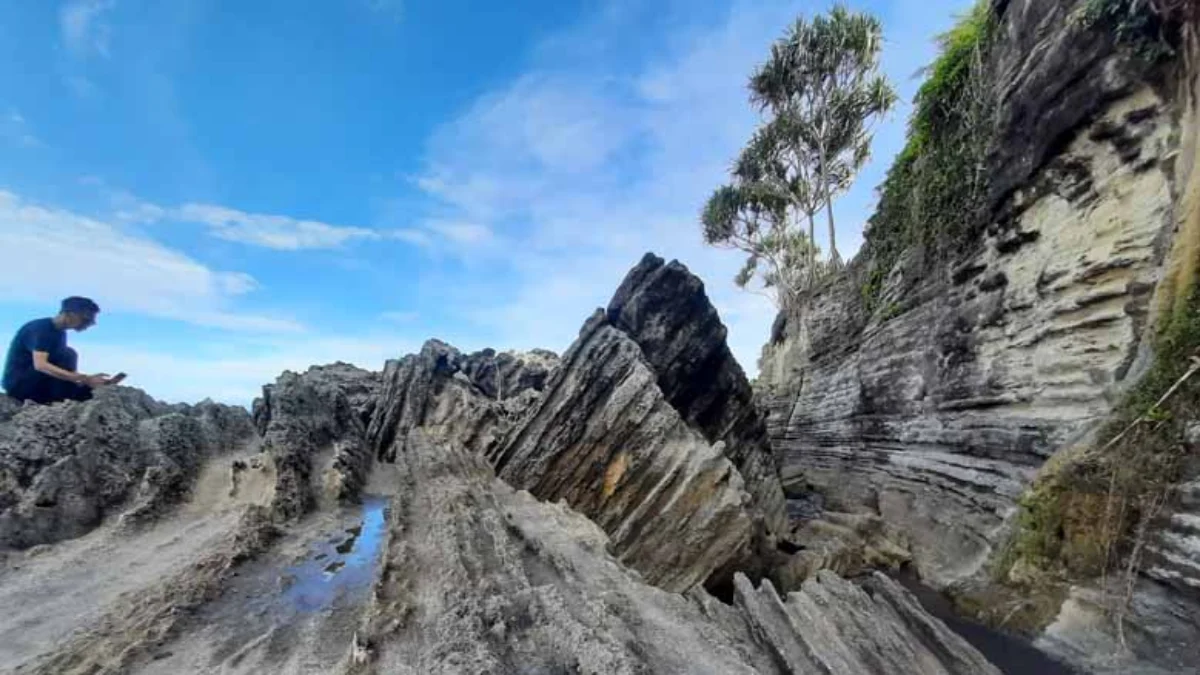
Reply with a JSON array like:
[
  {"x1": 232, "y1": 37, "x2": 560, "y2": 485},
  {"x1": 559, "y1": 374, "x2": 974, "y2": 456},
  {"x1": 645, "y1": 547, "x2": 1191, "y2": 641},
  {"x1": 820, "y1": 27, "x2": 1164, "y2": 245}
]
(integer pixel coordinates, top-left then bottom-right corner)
[{"x1": 758, "y1": 1, "x2": 1200, "y2": 672}]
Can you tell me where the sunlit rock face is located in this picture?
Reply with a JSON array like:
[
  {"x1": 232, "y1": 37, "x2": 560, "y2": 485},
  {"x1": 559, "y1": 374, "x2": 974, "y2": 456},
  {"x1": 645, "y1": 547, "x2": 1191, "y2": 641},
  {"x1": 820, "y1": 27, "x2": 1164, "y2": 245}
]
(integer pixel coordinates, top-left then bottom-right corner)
[
  {"x1": 758, "y1": 0, "x2": 1200, "y2": 671},
  {"x1": 761, "y1": 85, "x2": 1177, "y2": 587}
]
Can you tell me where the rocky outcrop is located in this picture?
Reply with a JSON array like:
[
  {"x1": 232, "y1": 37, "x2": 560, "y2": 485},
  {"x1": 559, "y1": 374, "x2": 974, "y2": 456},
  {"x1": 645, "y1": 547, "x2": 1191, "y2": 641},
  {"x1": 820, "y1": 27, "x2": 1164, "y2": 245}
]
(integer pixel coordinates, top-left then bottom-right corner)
[
  {"x1": 761, "y1": 84, "x2": 1178, "y2": 587},
  {"x1": 458, "y1": 347, "x2": 558, "y2": 400},
  {"x1": 5, "y1": 394, "x2": 1003, "y2": 674},
  {"x1": 985, "y1": 0, "x2": 1151, "y2": 211},
  {"x1": 609, "y1": 253, "x2": 789, "y2": 536},
  {"x1": 1146, "y1": 479, "x2": 1200, "y2": 593},
  {"x1": 0, "y1": 387, "x2": 254, "y2": 549},
  {"x1": 253, "y1": 362, "x2": 380, "y2": 436},
  {"x1": 481, "y1": 255, "x2": 792, "y2": 593},
  {"x1": 758, "y1": 1, "x2": 1200, "y2": 671},
  {"x1": 774, "y1": 511, "x2": 911, "y2": 589},
  {"x1": 0, "y1": 395, "x2": 22, "y2": 424},
  {"x1": 494, "y1": 311, "x2": 757, "y2": 592},
  {"x1": 351, "y1": 431, "x2": 1001, "y2": 675},
  {"x1": 366, "y1": 340, "x2": 553, "y2": 463},
  {"x1": 733, "y1": 571, "x2": 1001, "y2": 675},
  {"x1": 255, "y1": 364, "x2": 379, "y2": 518}
]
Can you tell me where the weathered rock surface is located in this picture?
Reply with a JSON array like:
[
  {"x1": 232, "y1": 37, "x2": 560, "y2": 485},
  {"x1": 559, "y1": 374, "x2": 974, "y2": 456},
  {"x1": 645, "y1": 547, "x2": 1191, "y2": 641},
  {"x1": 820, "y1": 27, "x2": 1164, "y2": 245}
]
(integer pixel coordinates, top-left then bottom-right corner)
[
  {"x1": 1146, "y1": 479, "x2": 1200, "y2": 593},
  {"x1": 494, "y1": 310, "x2": 757, "y2": 592},
  {"x1": 366, "y1": 340, "x2": 553, "y2": 463},
  {"x1": 0, "y1": 387, "x2": 254, "y2": 549},
  {"x1": 4, "y1": 393, "x2": 1003, "y2": 675},
  {"x1": 775, "y1": 511, "x2": 911, "y2": 589},
  {"x1": 758, "y1": 1, "x2": 1200, "y2": 671},
  {"x1": 253, "y1": 362, "x2": 380, "y2": 437},
  {"x1": 458, "y1": 347, "x2": 558, "y2": 400},
  {"x1": 609, "y1": 252, "x2": 789, "y2": 536},
  {"x1": 1036, "y1": 579, "x2": 1200, "y2": 675},
  {"x1": 760, "y1": 85, "x2": 1178, "y2": 588},
  {"x1": 351, "y1": 432, "x2": 1001, "y2": 675},
  {"x1": 255, "y1": 364, "x2": 379, "y2": 518}
]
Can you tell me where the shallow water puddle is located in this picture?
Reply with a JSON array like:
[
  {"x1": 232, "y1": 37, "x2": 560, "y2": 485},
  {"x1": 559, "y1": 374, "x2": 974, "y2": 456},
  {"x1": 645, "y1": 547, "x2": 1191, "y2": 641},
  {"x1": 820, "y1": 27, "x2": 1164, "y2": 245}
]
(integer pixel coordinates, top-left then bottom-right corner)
[{"x1": 281, "y1": 495, "x2": 389, "y2": 611}]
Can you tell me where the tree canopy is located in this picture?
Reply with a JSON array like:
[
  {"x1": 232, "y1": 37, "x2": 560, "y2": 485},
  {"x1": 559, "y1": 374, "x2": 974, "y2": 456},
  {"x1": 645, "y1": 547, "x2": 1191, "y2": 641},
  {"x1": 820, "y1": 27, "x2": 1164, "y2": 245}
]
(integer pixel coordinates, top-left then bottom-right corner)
[{"x1": 703, "y1": 4, "x2": 895, "y2": 306}]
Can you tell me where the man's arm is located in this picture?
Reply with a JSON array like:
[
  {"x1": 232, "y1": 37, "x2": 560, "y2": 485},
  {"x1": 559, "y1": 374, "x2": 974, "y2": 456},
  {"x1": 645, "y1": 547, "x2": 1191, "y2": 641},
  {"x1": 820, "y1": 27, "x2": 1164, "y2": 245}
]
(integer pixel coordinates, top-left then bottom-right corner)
[{"x1": 31, "y1": 352, "x2": 107, "y2": 388}]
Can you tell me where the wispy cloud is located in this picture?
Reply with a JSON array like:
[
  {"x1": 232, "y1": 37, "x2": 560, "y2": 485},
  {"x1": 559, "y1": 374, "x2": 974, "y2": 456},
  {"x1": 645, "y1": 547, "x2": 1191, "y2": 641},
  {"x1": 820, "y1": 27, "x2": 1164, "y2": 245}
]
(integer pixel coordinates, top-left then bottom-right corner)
[
  {"x1": 411, "y1": 0, "x2": 971, "y2": 371},
  {"x1": 96, "y1": 184, "x2": 491, "y2": 252},
  {"x1": 0, "y1": 190, "x2": 300, "y2": 333},
  {"x1": 411, "y1": 0, "x2": 802, "y2": 366},
  {"x1": 64, "y1": 75, "x2": 100, "y2": 98},
  {"x1": 176, "y1": 203, "x2": 380, "y2": 250},
  {"x1": 364, "y1": 0, "x2": 404, "y2": 22},
  {"x1": 2, "y1": 109, "x2": 44, "y2": 148},
  {"x1": 424, "y1": 220, "x2": 494, "y2": 246},
  {"x1": 60, "y1": 0, "x2": 116, "y2": 58}
]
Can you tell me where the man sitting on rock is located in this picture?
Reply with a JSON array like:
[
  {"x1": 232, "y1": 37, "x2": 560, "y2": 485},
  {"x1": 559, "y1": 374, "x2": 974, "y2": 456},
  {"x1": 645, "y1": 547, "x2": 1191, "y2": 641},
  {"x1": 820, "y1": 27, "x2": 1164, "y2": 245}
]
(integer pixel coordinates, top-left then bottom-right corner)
[{"x1": 2, "y1": 296, "x2": 122, "y2": 405}]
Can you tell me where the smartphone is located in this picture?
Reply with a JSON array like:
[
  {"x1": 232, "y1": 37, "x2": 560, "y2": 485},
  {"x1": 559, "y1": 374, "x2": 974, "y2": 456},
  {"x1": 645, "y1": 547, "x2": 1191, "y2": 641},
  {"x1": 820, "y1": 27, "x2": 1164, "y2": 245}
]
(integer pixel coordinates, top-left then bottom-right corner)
[{"x1": 109, "y1": 372, "x2": 127, "y2": 385}]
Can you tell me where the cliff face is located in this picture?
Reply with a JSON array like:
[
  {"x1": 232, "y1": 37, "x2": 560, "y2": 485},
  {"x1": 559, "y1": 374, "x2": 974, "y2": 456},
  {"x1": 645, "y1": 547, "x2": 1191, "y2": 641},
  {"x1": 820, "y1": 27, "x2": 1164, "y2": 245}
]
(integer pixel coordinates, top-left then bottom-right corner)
[
  {"x1": 761, "y1": 83, "x2": 1177, "y2": 585},
  {"x1": 758, "y1": 1, "x2": 1200, "y2": 671}
]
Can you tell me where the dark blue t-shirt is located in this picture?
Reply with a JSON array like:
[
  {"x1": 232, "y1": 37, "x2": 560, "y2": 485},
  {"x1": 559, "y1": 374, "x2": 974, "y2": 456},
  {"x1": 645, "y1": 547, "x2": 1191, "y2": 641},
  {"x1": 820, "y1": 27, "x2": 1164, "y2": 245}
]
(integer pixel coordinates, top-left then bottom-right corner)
[{"x1": 2, "y1": 318, "x2": 66, "y2": 392}]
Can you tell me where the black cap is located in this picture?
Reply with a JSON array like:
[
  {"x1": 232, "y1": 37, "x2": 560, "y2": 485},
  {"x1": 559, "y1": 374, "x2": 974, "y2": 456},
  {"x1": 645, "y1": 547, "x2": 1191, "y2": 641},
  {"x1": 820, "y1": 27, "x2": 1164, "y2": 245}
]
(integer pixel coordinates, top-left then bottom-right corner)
[{"x1": 61, "y1": 296, "x2": 100, "y2": 314}]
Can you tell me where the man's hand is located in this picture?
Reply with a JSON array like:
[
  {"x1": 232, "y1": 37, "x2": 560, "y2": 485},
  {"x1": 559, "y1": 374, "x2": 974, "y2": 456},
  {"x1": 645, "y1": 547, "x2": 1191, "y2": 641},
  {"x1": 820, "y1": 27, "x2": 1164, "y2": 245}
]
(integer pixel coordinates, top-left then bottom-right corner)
[{"x1": 81, "y1": 373, "x2": 113, "y2": 388}]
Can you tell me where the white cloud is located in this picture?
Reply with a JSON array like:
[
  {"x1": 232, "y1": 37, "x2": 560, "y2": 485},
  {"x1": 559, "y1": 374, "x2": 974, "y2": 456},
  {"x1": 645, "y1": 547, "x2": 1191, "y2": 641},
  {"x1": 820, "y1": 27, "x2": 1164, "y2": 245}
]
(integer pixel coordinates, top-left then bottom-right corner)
[
  {"x1": 60, "y1": 0, "x2": 116, "y2": 57},
  {"x1": 83, "y1": 183, "x2": 479, "y2": 252},
  {"x1": 425, "y1": 220, "x2": 493, "y2": 246},
  {"x1": 176, "y1": 203, "x2": 381, "y2": 250},
  {"x1": 388, "y1": 228, "x2": 433, "y2": 247},
  {"x1": 2, "y1": 109, "x2": 43, "y2": 148},
  {"x1": 413, "y1": 0, "x2": 971, "y2": 373},
  {"x1": 0, "y1": 190, "x2": 301, "y2": 333}
]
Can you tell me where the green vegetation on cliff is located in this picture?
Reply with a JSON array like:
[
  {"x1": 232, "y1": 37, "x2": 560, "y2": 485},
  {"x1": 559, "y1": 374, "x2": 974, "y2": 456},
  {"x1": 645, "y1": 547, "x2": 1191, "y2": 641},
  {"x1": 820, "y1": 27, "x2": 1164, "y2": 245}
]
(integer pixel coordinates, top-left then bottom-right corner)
[
  {"x1": 860, "y1": 1, "x2": 996, "y2": 311},
  {"x1": 994, "y1": 281, "x2": 1200, "y2": 635},
  {"x1": 1080, "y1": 0, "x2": 1185, "y2": 62}
]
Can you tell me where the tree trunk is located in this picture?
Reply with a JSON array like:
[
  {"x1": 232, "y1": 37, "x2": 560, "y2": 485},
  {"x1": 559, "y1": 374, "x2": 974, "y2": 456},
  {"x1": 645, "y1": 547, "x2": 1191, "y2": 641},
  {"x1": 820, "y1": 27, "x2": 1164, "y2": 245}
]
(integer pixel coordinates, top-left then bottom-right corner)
[
  {"x1": 806, "y1": 212, "x2": 817, "y2": 283},
  {"x1": 817, "y1": 144, "x2": 841, "y2": 266}
]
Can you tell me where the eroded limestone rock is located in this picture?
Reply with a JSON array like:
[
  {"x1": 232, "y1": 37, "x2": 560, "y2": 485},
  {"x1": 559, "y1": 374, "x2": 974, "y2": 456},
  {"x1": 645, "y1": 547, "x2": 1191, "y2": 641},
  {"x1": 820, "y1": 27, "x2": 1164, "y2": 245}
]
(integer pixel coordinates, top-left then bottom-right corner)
[
  {"x1": 255, "y1": 364, "x2": 379, "y2": 518},
  {"x1": 0, "y1": 387, "x2": 254, "y2": 549},
  {"x1": 609, "y1": 252, "x2": 789, "y2": 536},
  {"x1": 351, "y1": 432, "x2": 1001, "y2": 675},
  {"x1": 366, "y1": 340, "x2": 552, "y2": 463},
  {"x1": 759, "y1": 84, "x2": 1179, "y2": 589},
  {"x1": 494, "y1": 311, "x2": 756, "y2": 592}
]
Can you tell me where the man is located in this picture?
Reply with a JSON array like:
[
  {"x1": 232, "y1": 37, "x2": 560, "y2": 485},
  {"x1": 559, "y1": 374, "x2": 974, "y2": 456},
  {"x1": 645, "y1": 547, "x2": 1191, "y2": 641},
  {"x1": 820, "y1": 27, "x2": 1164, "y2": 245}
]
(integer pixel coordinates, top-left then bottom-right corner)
[{"x1": 2, "y1": 297, "x2": 122, "y2": 405}]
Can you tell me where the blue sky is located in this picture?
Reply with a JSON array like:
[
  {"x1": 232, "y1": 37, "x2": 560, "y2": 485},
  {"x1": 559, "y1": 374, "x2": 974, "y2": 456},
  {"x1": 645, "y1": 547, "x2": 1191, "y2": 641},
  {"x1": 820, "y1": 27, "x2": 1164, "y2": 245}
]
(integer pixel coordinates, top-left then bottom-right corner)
[{"x1": 0, "y1": 0, "x2": 970, "y2": 405}]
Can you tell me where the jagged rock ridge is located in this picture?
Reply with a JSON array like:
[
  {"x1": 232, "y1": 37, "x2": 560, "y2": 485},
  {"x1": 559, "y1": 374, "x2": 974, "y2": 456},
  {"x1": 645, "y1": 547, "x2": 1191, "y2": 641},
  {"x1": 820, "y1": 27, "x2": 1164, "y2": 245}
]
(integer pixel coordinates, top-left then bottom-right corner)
[{"x1": 0, "y1": 252, "x2": 1007, "y2": 675}]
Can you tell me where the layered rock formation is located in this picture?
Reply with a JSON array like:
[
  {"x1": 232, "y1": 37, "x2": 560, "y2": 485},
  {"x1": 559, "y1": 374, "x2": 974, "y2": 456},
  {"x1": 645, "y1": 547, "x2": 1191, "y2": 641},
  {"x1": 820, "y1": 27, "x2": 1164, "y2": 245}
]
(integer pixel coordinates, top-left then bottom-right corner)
[
  {"x1": 0, "y1": 387, "x2": 254, "y2": 549},
  {"x1": 366, "y1": 340, "x2": 554, "y2": 463},
  {"x1": 760, "y1": 81, "x2": 1178, "y2": 587},
  {"x1": 609, "y1": 253, "x2": 789, "y2": 536},
  {"x1": 490, "y1": 255, "x2": 796, "y2": 592},
  {"x1": 1, "y1": 350, "x2": 1007, "y2": 674},
  {"x1": 494, "y1": 310, "x2": 756, "y2": 591},
  {"x1": 757, "y1": 1, "x2": 1200, "y2": 672},
  {"x1": 351, "y1": 432, "x2": 1001, "y2": 675}
]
